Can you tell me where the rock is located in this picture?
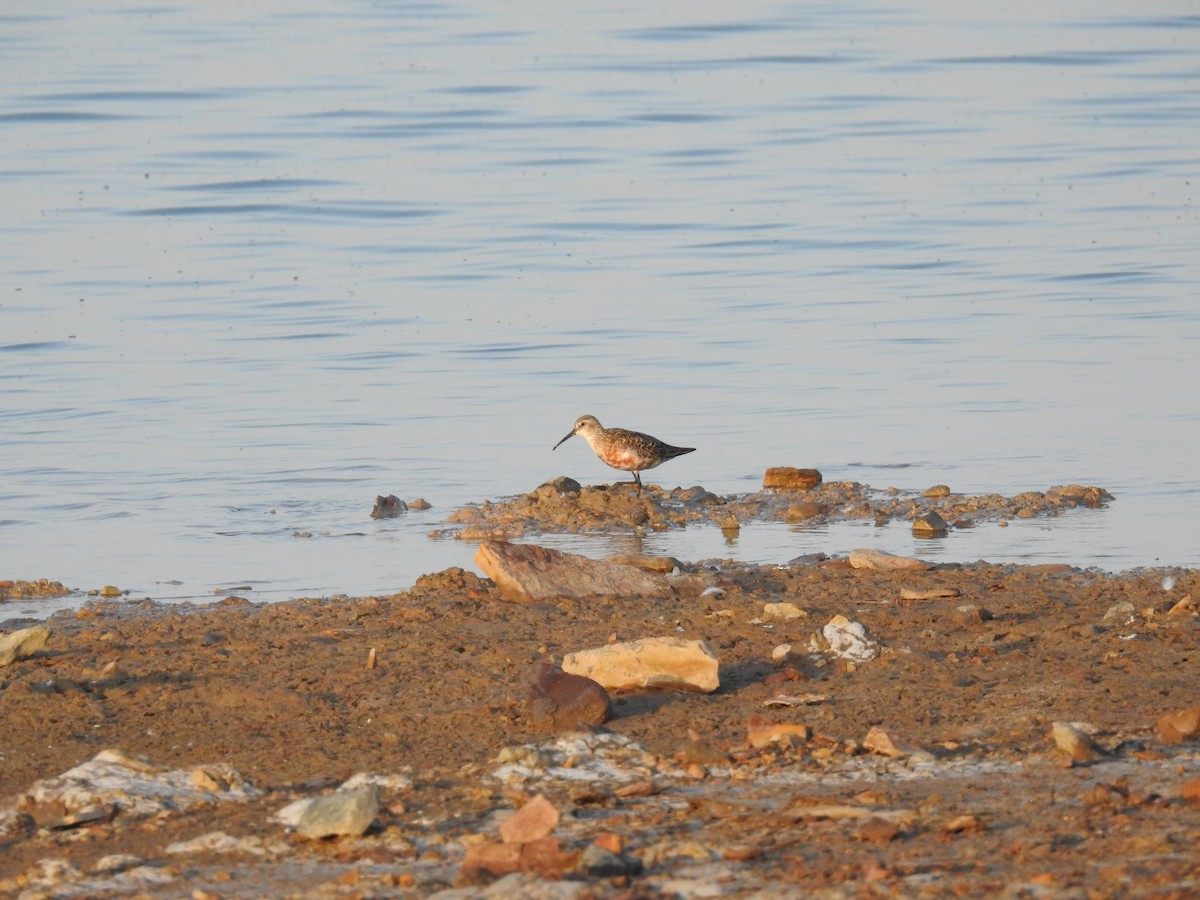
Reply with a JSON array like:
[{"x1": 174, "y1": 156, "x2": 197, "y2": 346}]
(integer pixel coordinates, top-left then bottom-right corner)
[
  {"x1": 525, "y1": 663, "x2": 611, "y2": 731},
  {"x1": 856, "y1": 815, "x2": 899, "y2": 843},
  {"x1": 912, "y1": 511, "x2": 949, "y2": 537},
  {"x1": 539, "y1": 476, "x2": 582, "y2": 496},
  {"x1": 923, "y1": 484, "x2": 951, "y2": 498},
  {"x1": 0, "y1": 624, "x2": 50, "y2": 666},
  {"x1": 863, "y1": 726, "x2": 928, "y2": 759},
  {"x1": 296, "y1": 784, "x2": 380, "y2": 839},
  {"x1": 27, "y1": 749, "x2": 260, "y2": 818},
  {"x1": 770, "y1": 643, "x2": 793, "y2": 662},
  {"x1": 474, "y1": 540, "x2": 672, "y2": 603},
  {"x1": 408, "y1": 497, "x2": 432, "y2": 510},
  {"x1": 747, "y1": 714, "x2": 811, "y2": 749},
  {"x1": 952, "y1": 604, "x2": 992, "y2": 626},
  {"x1": 763, "y1": 467, "x2": 822, "y2": 490},
  {"x1": 1102, "y1": 601, "x2": 1138, "y2": 625},
  {"x1": 809, "y1": 615, "x2": 881, "y2": 662},
  {"x1": 606, "y1": 554, "x2": 681, "y2": 573},
  {"x1": 848, "y1": 548, "x2": 931, "y2": 571},
  {"x1": 784, "y1": 501, "x2": 826, "y2": 521},
  {"x1": 370, "y1": 494, "x2": 407, "y2": 518},
  {"x1": 500, "y1": 794, "x2": 559, "y2": 844},
  {"x1": 0, "y1": 809, "x2": 36, "y2": 840},
  {"x1": 579, "y1": 843, "x2": 644, "y2": 877},
  {"x1": 1046, "y1": 484, "x2": 1112, "y2": 508},
  {"x1": 1182, "y1": 778, "x2": 1200, "y2": 804},
  {"x1": 899, "y1": 586, "x2": 961, "y2": 601},
  {"x1": 0, "y1": 578, "x2": 70, "y2": 600},
  {"x1": 562, "y1": 636, "x2": 719, "y2": 693},
  {"x1": 1052, "y1": 722, "x2": 1103, "y2": 763},
  {"x1": 1157, "y1": 705, "x2": 1200, "y2": 744},
  {"x1": 763, "y1": 602, "x2": 807, "y2": 620}
]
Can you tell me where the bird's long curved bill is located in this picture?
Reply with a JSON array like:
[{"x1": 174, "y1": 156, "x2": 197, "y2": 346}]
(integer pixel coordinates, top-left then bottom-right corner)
[{"x1": 552, "y1": 429, "x2": 576, "y2": 451}]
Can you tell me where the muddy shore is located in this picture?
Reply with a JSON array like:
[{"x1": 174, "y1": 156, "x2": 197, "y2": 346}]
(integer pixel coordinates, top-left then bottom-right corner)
[{"x1": 2, "y1": 482, "x2": 1198, "y2": 898}]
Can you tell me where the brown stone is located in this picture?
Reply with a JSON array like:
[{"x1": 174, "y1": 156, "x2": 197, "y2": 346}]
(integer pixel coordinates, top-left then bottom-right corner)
[
  {"x1": 525, "y1": 663, "x2": 611, "y2": 731},
  {"x1": 1052, "y1": 722, "x2": 1103, "y2": 763},
  {"x1": 848, "y1": 548, "x2": 932, "y2": 571},
  {"x1": 856, "y1": 815, "x2": 899, "y2": 843},
  {"x1": 1157, "y1": 705, "x2": 1200, "y2": 744},
  {"x1": 474, "y1": 540, "x2": 672, "y2": 602},
  {"x1": 863, "y1": 726, "x2": 927, "y2": 759},
  {"x1": 763, "y1": 467, "x2": 823, "y2": 491}
]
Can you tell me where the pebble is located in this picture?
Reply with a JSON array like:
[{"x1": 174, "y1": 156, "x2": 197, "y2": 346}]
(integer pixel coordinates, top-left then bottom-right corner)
[
  {"x1": 900, "y1": 586, "x2": 961, "y2": 601},
  {"x1": 952, "y1": 604, "x2": 992, "y2": 626},
  {"x1": 923, "y1": 484, "x2": 952, "y2": 498},
  {"x1": 762, "y1": 602, "x2": 806, "y2": 619},
  {"x1": 296, "y1": 784, "x2": 381, "y2": 839},
  {"x1": 579, "y1": 843, "x2": 644, "y2": 877},
  {"x1": 746, "y1": 714, "x2": 811, "y2": 749},
  {"x1": 499, "y1": 794, "x2": 559, "y2": 844},
  {"x1": 862, "y1": 726, "x2": 929, "y2": 760}
]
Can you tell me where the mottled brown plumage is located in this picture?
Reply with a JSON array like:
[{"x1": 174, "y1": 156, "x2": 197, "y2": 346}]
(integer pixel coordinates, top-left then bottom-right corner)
[{"x1": 552, "y1": 414, "x2": 695, "y2": 493}]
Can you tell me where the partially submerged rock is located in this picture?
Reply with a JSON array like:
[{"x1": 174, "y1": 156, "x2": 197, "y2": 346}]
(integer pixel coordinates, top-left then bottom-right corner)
[
  {"x1": 848, "y1": 548, "x2": 932, "y2": 571},
  {"x1": 562, "y1": 636, "x2": 720, "y2": 693}
]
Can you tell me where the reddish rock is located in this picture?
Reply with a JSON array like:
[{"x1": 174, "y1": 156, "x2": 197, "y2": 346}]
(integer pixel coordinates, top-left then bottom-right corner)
[
  {"x1": 763, "y1": 467, "x2": 823, "y2": 491},
  {"x1": 500, "y1": 794, "x2": 560, "y2": 844},
  {"x1": 747, "y1": 714, "x2": 811, "y2": 749},
  {"x1": 526, "y1": 663, "x2": 611, "y2": 731},
  {"x1": 1157, "y1": 705, "x2": 1200, "y2": 744},
  {"x1": 474, "y1": 540, "x2": 672, "y2": 602}
]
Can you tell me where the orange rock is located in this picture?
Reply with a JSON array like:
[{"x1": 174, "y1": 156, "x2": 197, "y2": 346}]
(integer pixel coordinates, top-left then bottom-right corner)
[
  {"x1": 1157, "y1": 705, "x2": 1200, "y2": 744},
  {"x1": 747, "y1": 714, "x2": 811, "y2": 749},
  {"x1": 500, "y1": 794, "x2": 559, "y2": 844},
  {"x1": 763, "y1": 467, "x2": 823, "y2": 490}
]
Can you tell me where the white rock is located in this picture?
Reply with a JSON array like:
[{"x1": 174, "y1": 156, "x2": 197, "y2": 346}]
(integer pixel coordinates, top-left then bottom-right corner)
[
  {"x1": 809, "y1": 615, "x2": 880, "y2": 662},
  {"x1": 562, "y1": 636, "x2": 719, "y2": 693}
]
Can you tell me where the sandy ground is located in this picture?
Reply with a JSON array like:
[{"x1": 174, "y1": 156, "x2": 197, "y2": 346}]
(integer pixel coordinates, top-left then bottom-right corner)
[{"x1": 2, "y1": 486, "x2": 1199, "y2": 898}]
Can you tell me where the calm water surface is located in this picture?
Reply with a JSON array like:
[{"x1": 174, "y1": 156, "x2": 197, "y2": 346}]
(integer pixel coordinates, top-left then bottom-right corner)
[{"x1": 2, "y1": 2, "x2": 1198, "y2": 618}]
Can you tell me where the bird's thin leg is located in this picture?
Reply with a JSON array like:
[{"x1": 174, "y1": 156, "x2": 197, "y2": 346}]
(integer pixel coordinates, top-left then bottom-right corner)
[{"x1": 633, "y1": 471, "x2": 643, "y2": 494}]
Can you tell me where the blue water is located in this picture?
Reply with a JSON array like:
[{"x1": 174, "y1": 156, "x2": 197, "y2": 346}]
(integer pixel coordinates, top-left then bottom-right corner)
[{"x1": 2, "y1": 2, "x2": 1198, "y2": 617}]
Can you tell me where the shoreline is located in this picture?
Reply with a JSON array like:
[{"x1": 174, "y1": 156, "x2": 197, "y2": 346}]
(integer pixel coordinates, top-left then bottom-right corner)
[{"x1": 2, "y1": 545, "x2": 1198, "y2": 897}]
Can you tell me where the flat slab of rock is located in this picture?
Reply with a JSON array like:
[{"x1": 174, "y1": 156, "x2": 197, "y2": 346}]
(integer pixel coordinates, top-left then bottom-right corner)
[
  {"x1": 848, "y1": 548, "x2": 932, "y2": 571},
  {"x1": 562, "y1": 636, "x2": 719, "y2": 693},
  {"x1": 763, "y1": 467, "x2": 822, "y2": 490},
  {"x1": 475, "y1": 540, "x2": 673, "y2": 602}
]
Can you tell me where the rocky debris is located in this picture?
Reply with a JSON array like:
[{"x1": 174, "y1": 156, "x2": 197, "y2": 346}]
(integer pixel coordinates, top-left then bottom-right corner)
[
  {"x1": 762, "y1": 467, "x2": 823, "y2": 490},
  {"x1": 438, "y1": 479, "x2": 1113, "y2": 537},
  {"x1": 525, "y1": 662, "x2": 612, "y2": 731},
  {"x1": 848, "y1": 548, "x2": 931, "y2": 571},
  {"x1": 952, "y1": 604, "x2": 992, "y2": 626},
  {"x1": 0, "y1": 578, "x2": 71, "y2": 601},
  {"x1": 0, "y1": 623, "x2": 50, "y2": 666},
  {"x1": 295, "y1": 784, "x2": 381, "y2": 839},
  {"x1": 562, "y1": 636, "x2": 720, "y2": 693},
  {"x1": 1157, "y1": 705, "x2": 1200, "y2": 744},
  {"x1": 474, "y1": 540, "x2": 673, "y2": 602},
  {"x1": 809, "y1": 615, "x2": 881, "y2": 662},
  {"x1": 461, "y1": 794, "x2": 568, "y2": 881},
  {"x1": 19, "y1": 749, "x2": 260, "y2": 819},
  {"x1": 371, "y1": 494, "x2": 407, "y2": 518},
  {"x1": 912, "y1": 510, "x2": 949, "y2": 537},
  {"x1": 579, "y1": 842, "x2": 644, "y2": 877},
  {"x1": 1052, "y1": 722, "x2": 1104, "y2": 763}
]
